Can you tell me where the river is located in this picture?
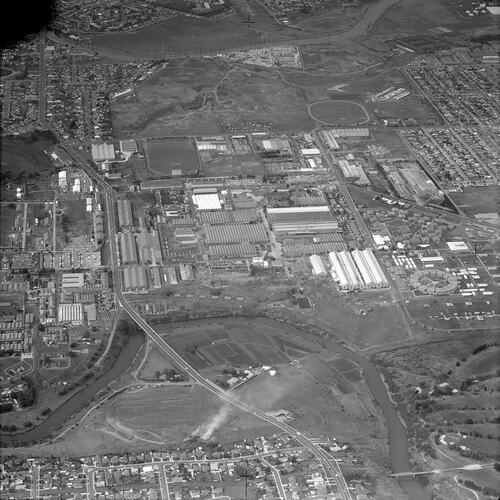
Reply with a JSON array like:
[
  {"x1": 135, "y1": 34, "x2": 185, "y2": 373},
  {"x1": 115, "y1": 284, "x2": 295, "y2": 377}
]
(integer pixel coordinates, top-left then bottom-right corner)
[
  {"x1": 1, "y1": 315, "x2": 428, "y2": 499},
  {"x1": 216, "y1": 316, "x2": 431, "y2": 500},
  {"x1": 0, "y1": 333, "x2": 144, "y2": 447}
]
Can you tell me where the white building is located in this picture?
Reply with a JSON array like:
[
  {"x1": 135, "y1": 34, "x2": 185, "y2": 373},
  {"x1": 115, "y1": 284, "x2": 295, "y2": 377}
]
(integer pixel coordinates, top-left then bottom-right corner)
[
  {"x1": 58, "y1": 171, "x2": 67, "y2": 190},
  {"x1": 91, "y1": 143, "x2": 115, "y2": 162},
  {"x1": 57, "y1": 303, "x2": 84, "y2": 325},
  {"x1": 119, "y1": 140, "x2": 137, "y2": 158},
  {"x1": 192, "y1": 193, "x2": 222, "y2": 210},
  {"x1": 351, "y1": 249, "x2": 388, "y2": 288},
  {"x1": 329, "y1": 251, "x2": 364, "y2": 290},
  {"x1": 309, "y1": 254, "x2": 327, "y2": 276}
]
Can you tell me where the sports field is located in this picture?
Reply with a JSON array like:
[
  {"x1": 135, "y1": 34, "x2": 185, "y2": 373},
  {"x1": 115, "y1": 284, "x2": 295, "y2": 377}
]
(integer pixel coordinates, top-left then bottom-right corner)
[
  {"x1": 143, "y1": 138, "x2": 199, "y2": 177},
  {"x1": 307, "y1": 100, "x2": 370, "y2": 126}
]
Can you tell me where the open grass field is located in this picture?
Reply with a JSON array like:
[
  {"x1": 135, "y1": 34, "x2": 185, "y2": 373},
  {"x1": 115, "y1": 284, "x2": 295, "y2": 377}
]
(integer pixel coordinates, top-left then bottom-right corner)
[
  {"x1": 235, "y1": 357, "x2": 382, "y2": 441},
  {"x1": 300, "y1": 41, "x2": 385, "y2": 74},
  {"x1": 106, "y1": 385, "x2": 219, "y2": 442},
  {"x1": 1, "y1": 132, "x2": 56, "y2": 181},
  {"x1": 156, "y1": 317, "x2": 319, "y2": 370},
  {"x1": 308, "y1": 100, "x2": 370, "y2": 126},
  {"x1": 91, "y1": 15, "x2": 291, "y2": 60},
  {"x1": 103, "y1": 384, "x2": 274, "y2": 445},
  {"x1": 137, "y1": 345, "x2": 176, "y2": 380},
  {"x1": 112, "y1": 59, "x2": 314, "y2": 136},
  {"x1": 448, "y1": 186, "x2": 500, "y2": 218},
  {"x1": 301, "y1": 282, "x2": 413, "y2": 348},
  {"x1": 144, "y1": 138, "x2": 199, "y2": 177},
  {"x1": 0, "y1": 203, "x2": 18, "y2": 246},
  {"x1": 456, "y1": 347, "x2": 500, "y2": 378},
  {"x1": 198, "y1": 152, "x2": 265, "y2": 177},
  {"x1": 371, "y1": 0, "x2": 467, "y2": 35},
  {"x1": 291, "y1": 5, "x2": 363, "y2": 34}
]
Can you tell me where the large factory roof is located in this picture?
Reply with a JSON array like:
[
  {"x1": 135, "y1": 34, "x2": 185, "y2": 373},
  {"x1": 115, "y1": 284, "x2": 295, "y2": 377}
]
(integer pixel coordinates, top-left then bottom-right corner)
[
  {"x1": 309, "y1": 254, "x2": 327, "y2": 276},
  {"x1": 57, "y1": 303, "x2": 83, "y2": 325},
  {"x1": 206, "y1": 223, "x2": 268, "y2": 244},
  {"x1": 119, "y1": 233, "x2": 138, "y2": 265},
  {"x1": 267, "y1": 206, "x2": 330, "y2": 213},
  {"x1": 91, "y1": 142, "x2": 115, "y2": 162},
  {"x1": 61, "y1": 273, "x2": 84, "y2": 289},
  {"x1": 117, "y1": 199, "x2": 133, "y2": 228},
  {"x1": 122, "y1": 265, "x2": 148, "y2": 291},
  {"x1": 272, "y1": 221, "x2": 339, "y2": 234},
  {"x1": 329, "y1": 249, "x2": 388, "y2": 290},
  {"x1": 192, "y1": 193, "x2": 222, "y2": 210},
  {"x1": 351, "y1": 249, "x2": 386, "y2": 288}
]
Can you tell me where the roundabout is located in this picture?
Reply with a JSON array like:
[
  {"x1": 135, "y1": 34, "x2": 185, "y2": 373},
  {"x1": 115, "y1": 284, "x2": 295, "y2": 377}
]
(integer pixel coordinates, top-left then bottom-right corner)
[{"x1": 307, "y1": 99, "x2": 370, "y2": 126}]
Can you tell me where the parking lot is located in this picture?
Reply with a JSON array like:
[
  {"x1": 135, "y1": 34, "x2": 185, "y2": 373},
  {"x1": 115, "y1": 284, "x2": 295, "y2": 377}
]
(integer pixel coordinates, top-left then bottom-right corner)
[{"x1": 407, "y1": 293, "x2": 500, "y2": 330}]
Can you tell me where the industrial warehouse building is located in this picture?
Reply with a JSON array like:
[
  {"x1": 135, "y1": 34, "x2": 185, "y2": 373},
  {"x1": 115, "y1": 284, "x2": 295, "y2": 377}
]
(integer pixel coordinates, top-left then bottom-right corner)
[
  {"x1": 327, "y1": 128, "x2": 369, "y2": 137},
  {"x1": 329, "y1": 251, "x2": 364, "y2": 290},
  {"x1": 117, "y1": 199, "x2": 133, "y2": 228},
  {"x1": 309, "y1": 254, "x2": 327, "y2": 276},
  {"x1": 199, "y1": 209, "x2": 260, "y2": 224},
  {"x1": 329, "y1": 249, "x2": 388, "y2": 290},
  {"x1": 208, "y1": 242, "x2": 257, "y2": 257},
  {"x1": 192, "y1": 193, "x2": 222, "y2": 210},
  {"x1": 205, "y1": 224, "x2": 268, "y2": 244},
  {"x1": 338, "y1": 160, "x2": 370, "y2": 185},
  {"x1": 119, "y1": 233, "x2": 138, "y2": 265},
  {"x1": 57, "y1": 303, "x2": 84, "y2": 325},
  {"x1": 321, "y1": 130, "x2": 340, "y2": 150},
  {"x1": 61, "y1": 273, "x2": 84, "y2": 289},
  {"x1": 273, "y1": 220, "x2": 339, "y2": 234},
  {"x1": 267, "y1": 206, "x2": 335, "y2": 222},
  {"x1": 351, "y1": 249, "x2": 389, "y2": 288},
  {"x1": 267, "y1": 206, "x2": 338, "y2": 234},
  {"x1": 91, "y1": 142, "x2": 115, "y2": 162},
  {"x1": 122, "y1": 265, "x2": 148, "y2": 292},
  {"x1": 119, "y1": 140, "x2": 137, "y2": 158}
]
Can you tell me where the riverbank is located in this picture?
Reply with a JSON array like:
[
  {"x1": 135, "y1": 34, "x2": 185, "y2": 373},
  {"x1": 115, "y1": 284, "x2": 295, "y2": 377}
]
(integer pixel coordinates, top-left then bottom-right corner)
[
  {"x1": 1, "y1": 311, "x2": 430, "y2": 499},
  {"x1": 0, "y1": 332, "x2": 144, "y2": 447}
]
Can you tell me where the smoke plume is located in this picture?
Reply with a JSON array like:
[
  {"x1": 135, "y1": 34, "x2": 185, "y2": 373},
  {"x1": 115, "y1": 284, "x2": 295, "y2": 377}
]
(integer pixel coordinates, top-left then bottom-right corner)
[{"x1": 192, "y1": 404, "x2": 231, "y2": 440}]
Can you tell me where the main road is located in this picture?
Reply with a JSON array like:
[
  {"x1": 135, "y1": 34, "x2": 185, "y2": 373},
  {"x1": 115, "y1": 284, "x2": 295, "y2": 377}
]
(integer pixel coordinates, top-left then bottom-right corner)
[{"x1": 55, "y1": 136, "x2": 352, "y2": 500}]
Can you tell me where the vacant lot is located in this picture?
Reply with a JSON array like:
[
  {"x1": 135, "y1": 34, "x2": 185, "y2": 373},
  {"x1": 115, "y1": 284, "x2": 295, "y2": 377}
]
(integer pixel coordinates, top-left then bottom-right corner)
[
  {"x1": 0, "y1": 203, "x2": 18, "y2": 246},
  {"x1": 1, "y1": 131, "x2": 56, "y2": 182},
  {"x1": 448, "y1": 186, "x2": 500, "y2": 218},
  {"x1": 112, "y1": 60, "x2": 315, "y2": 136},
  {"x1": 144, "y1": 138, "x2": 199, "y2": 177},
  {"x1": 106, "y1": 385, "x2": 219, "y2": 442},
  {"x1": 91, "y1": 15, "x2": 292, "y2": 60},
  {"x1": 199, "y1": 152, "x2": 265, "y2": 177},
  {"x1": 156, "y1": 317, "x2": 319, "y2": 370}
]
